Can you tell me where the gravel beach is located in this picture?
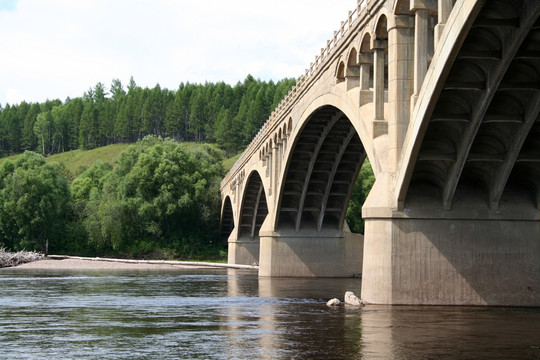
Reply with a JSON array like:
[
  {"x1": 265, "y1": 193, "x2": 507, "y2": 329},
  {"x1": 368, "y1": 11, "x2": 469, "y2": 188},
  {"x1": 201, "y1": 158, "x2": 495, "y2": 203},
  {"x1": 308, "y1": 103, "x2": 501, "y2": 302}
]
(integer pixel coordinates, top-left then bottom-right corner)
[
  {"x1": 3, "y1": 256, "x2": 257, "y2": 271},
  {"x1": 7, "y1": 258, "x2": 200, "y2": 270}
]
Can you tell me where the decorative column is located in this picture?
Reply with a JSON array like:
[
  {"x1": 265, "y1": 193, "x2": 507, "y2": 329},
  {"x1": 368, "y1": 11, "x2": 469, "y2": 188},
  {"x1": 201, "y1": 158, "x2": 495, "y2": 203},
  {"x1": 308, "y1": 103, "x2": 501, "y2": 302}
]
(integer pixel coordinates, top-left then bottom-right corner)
[
  {"x1": 265, "y1": 153, "x2": 271, "y2": 196},
  {"x1": 412, "y1": 3, "x2": 428, "y2": 107},
  {"x1": 372, "y1": 40, "x2": 387, "y2": 137},
  {"x1": 358, "y1": 53, "x2": 372, "y2": 90},
  {"x1": 272, "y1": 143, "x2": 279, "y2": 198},
  {"x1": 346, "y1": 62, "x2": 360, "y2": 91},
  {"x1": 277, "y1": 139, "x2": 283, "y2": 176},
  {"x1": 434, "y1": 0, "x2": 453, "y2": 47},
  {"x1": 387, "y1": 15, "x2": 414, "y2": 173}
]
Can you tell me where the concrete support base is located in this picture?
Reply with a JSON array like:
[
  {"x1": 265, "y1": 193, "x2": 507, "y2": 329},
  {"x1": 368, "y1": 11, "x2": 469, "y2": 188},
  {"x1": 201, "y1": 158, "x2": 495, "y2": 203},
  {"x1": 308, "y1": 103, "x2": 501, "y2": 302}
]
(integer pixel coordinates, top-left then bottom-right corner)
[
  {"x1": 258, "y1": 230, "x2": 363, "y2": 277},
  {"x1": 361, "y1": 217, "x2": 540, "y2": 306},
  {"x1": 228, "y1": 239, "x2": 260, "y2": 266}
]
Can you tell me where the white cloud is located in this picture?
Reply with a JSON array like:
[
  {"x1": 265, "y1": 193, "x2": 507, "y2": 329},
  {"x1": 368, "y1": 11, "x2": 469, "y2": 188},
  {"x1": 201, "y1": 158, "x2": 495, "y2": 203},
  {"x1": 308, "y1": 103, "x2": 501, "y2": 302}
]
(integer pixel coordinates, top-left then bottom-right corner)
[{"x1": 0, "y1": 0, "x2": 356, "y2": 105}]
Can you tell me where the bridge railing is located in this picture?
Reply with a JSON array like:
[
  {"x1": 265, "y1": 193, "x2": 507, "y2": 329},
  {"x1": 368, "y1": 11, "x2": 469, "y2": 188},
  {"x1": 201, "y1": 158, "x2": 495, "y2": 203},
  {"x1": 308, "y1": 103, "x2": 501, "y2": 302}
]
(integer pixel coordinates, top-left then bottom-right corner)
[{"x1": 221, "y1": 0, "x2": 373, "y2": 191}]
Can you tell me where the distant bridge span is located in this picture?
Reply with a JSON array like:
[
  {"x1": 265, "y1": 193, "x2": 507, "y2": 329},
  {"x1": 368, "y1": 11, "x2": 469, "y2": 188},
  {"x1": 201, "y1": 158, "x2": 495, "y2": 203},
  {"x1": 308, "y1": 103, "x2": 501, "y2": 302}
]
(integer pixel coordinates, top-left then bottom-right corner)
[{"x1": 220, "y1": 0, "x2": 540, "y2": 306}]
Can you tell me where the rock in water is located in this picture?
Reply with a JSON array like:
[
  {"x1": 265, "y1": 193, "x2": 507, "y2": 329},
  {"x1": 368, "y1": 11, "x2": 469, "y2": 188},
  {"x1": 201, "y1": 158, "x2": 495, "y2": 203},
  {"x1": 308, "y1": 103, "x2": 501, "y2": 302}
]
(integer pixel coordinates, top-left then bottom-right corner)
[
  {"x1": 326, "y1": 298, "x2": 341, "y2": 306},
  {"x1": 344, "y1": 291, "x2": 366, "y2": 306}
]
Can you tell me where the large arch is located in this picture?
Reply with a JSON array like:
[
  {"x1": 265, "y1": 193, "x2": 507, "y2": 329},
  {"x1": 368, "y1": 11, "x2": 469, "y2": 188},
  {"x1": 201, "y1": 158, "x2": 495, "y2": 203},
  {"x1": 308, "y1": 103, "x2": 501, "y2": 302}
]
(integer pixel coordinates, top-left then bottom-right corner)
[
  {"x1": 276, "y1": 105, "x2": 366, "y2": 233},
  {"x1": 239, "y1": 171, "x2": 268, "y2": 241},
  {"x1": 258, "y1": 105, "x2": 365, "y2": 277},
  {"x1": 227, "y1": 170, "x2": 269, "y2": 266}
]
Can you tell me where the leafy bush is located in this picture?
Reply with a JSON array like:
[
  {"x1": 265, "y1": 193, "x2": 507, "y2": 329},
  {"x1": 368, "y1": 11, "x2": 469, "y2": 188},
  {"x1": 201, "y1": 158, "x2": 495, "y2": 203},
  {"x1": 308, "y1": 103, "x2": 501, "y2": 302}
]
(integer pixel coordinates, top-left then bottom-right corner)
[
  {"x1": 0, "y1": 151, "x2": 71, "y2": 253},
  {"x1": 76, "y1": 136, "x2": 226, "y2": 257}
]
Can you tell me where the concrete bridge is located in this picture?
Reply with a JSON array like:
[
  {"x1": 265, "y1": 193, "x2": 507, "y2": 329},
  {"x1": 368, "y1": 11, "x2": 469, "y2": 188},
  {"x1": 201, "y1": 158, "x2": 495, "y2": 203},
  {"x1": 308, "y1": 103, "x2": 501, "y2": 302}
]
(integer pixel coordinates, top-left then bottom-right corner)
[{"x1": 220, "y1": 0, "x2": 540, "y2": 306}]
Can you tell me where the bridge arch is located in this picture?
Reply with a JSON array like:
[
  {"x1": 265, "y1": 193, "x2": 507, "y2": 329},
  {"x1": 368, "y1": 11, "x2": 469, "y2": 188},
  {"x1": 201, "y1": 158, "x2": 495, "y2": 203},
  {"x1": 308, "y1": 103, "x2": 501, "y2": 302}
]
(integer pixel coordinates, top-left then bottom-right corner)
[
  {"x1": 219, "y1": 196, "x2": 234, "y2": 245},
  {"x1": 347, "y1": 47, "x2": 358, "y2": 69},
  {"x1": 335, "y1": 59, "x2": 346, "y2": 83},
  {"x1": 239, "y1": 170, "x2": 269, "y2": 241},
  {"x1": 374, "y1": 14, "x2": 388, "y2": 40},
  {"x1": 275, "y1": 105, "x2": 367, "y2": 233}
]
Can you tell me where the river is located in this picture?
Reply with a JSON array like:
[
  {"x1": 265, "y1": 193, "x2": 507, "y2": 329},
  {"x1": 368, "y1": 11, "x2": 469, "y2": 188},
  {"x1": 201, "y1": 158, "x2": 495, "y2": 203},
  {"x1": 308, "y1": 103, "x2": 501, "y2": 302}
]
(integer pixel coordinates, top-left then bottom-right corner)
[{"x1": 1, "y1": 268, "x2": 539, "y2": 359}]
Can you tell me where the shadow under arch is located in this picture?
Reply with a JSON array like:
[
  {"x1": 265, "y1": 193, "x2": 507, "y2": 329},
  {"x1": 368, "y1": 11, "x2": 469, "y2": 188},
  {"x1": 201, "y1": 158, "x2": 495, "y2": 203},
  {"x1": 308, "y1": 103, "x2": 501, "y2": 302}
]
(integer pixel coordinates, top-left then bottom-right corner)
[
  {"x1": 220, "y1": 196, "x2": 234, "y2": 245},
  {"x1": 275, "y1": 105, "x2": 367, "y2": 234},
  {"x1": 231, "y1": 170, "x2": 268, "y2": 265},
  {"x1": 239, "y1": 171, "x2": 269, "y2": 240}
]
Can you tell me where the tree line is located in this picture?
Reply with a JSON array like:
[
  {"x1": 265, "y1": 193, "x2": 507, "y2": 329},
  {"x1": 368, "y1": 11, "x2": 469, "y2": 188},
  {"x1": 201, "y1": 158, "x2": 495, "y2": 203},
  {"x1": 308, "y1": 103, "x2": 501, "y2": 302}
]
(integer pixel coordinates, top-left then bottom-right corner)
[{"x1": 0, "y1": 75, "x2": 296, "y2": 158}]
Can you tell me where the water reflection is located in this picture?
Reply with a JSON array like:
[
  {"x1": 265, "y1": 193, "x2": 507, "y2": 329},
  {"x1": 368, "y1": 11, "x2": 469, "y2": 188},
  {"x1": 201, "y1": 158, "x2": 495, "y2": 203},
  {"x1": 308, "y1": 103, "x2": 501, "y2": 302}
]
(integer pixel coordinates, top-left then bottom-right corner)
[{"x1": 1, "y1": 268, "x2": 539, "y2": 359}]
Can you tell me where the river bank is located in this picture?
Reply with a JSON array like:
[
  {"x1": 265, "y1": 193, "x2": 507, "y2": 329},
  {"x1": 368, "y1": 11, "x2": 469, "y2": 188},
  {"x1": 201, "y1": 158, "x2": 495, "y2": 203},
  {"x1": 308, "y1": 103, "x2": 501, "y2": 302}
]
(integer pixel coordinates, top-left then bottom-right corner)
[{"x1": 2, "y1": 254, "x2": 258, "y2": 271}]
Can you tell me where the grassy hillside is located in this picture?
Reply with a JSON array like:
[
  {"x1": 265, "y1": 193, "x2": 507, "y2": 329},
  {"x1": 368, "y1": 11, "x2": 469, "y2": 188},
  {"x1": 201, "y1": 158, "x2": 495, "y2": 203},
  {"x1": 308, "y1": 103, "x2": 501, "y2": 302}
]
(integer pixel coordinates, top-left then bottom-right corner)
[
  {"x1": 0, "y1": 143, "x2": 241, "y2": 177},
  {"x1": 47, "y1": 143, "x2": 131, "y2": 176},
  {"x1": 222, "y1": 152, "x2": 242, "y2": 172}
]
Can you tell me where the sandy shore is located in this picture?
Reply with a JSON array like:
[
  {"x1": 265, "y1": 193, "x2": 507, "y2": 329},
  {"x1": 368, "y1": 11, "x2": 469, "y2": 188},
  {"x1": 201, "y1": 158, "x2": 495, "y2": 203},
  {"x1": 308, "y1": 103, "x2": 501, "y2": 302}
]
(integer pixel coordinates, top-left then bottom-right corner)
[
  {"x1": 10, "y1": 258, "x2": 195, "y2": 270},
  {"x1": 4, "y1": 256, "x2": 258, "y2": 271}
]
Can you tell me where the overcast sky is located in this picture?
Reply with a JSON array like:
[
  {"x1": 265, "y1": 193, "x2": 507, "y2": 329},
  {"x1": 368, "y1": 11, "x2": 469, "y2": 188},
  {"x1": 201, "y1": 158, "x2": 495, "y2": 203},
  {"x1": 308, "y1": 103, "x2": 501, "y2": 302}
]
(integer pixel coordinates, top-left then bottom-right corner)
[{"x1": 0, "y1": 0, "x2": 357, "y2": 106}]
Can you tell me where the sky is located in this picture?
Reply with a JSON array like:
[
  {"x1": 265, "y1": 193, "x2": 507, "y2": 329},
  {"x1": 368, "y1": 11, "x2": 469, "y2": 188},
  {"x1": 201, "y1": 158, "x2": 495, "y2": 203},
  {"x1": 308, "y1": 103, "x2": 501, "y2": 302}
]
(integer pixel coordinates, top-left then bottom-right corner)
[{"x1": 0, "y1": 0, "x2": 357, "y2": 106}]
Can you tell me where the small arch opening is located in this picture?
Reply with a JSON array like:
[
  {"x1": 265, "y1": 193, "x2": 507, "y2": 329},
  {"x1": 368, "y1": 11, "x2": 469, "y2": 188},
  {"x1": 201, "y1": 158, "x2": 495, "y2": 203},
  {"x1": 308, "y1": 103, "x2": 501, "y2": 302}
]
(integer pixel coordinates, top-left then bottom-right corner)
[{"x1": 220, "y1": 196, "x2": 235, "y2": 245}]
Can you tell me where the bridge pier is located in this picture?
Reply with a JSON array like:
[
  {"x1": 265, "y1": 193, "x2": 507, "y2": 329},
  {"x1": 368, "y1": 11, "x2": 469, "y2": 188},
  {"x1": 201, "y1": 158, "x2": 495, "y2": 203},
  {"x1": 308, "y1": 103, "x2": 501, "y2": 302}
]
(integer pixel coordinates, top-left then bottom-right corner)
[
  {"x1": 227, "y1": 237, "x2": 259, "y2": 266},
  {"x1": 362, "y1": 189, "x2": 540, "y2": 306},
  {"x1": 258, "y1": 228, "x2": 363, "y2": 277}
]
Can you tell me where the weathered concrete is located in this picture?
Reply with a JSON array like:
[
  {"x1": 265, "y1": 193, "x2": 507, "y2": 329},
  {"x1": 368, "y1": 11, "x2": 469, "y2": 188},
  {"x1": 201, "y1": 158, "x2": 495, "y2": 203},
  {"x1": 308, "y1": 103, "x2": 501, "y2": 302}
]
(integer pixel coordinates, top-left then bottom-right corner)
[
  {"x1": 227, "y1": 239, "x2": 260, "y2": 266},
  {"x1": 259, "y1": 228, "x2": 363, "y2": 277},
  {"x1": 220, "y1": 0, "x2": 540, "y2": 305},
  {"x1": 362, "y1": 216, "x2": 540, "y2": 306}
]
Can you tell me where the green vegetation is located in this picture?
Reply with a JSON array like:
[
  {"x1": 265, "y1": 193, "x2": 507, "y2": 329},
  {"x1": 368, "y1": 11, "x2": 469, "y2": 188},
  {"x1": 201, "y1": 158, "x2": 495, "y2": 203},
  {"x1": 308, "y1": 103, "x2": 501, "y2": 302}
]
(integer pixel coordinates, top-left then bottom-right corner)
[
  {"x1": 222, "y1": 152, "x2": 242, "y2": 172},
  {"x1": 0, "y1": 152, "x2": 71, "y2": 253},
  {"x1": 0, "y1": 137, "x2": 229, "y2": 259},
  {"x1": 46, "y1": 143, "x2": 131, "y2": 176},
  {"x1": 346, "y1": 160, "x2": 375, "y2": 234},
  {"x1": 0, "y1": 75, "x2": 296, "y2": 159}
]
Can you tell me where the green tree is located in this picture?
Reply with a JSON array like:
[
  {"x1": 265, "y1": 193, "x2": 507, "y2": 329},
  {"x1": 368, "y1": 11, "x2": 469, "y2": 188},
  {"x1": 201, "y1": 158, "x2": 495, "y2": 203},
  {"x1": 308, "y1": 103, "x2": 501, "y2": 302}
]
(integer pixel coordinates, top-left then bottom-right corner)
[
  {"x1": 214, "y1": 107, "x2": 235, "y2": 155},
  {"x1": 0, "y1": 152, "x2": 71, "y2": 253},
  {"x1": 34, "y1": 111, "x2": 53, "y2": 155},
  {"x1": 21, "y1": 103, "x2": 40, "y2": 151},
  {"x1": 346, "y1": 160, "x2": 375, "y2": 234},
  {"x1": 65, "y1": 98, "x2": 84, "y2": 150},
  {"x1": 51, "y1": 105, "x2": 69, "y2": 153},
  {"x1": 189, "y1": 89, "x2": 206, "y2": 141},
  {"x1": 79, "y1": 91, "x2": 98, "y2": 149},
  {"x1": 81, "y1": 136, "x2": 225, "y2": 257}
]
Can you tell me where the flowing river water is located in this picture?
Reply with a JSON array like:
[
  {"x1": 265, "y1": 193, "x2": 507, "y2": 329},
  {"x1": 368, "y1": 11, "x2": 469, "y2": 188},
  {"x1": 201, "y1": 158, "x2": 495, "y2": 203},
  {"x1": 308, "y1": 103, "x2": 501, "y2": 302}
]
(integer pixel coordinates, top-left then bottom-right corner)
[{"x1": 1, "y1": 268, "x2": 539, "y2": 359}]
